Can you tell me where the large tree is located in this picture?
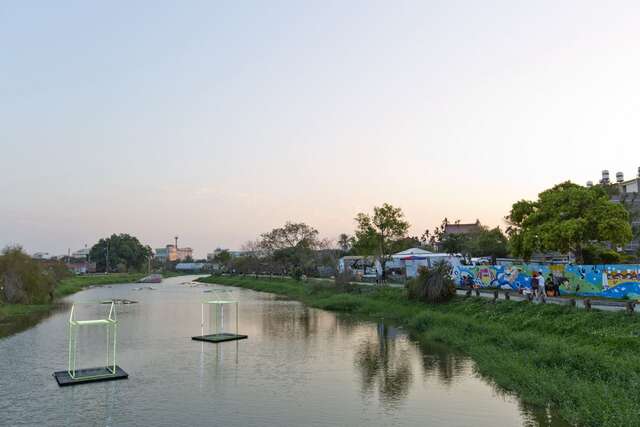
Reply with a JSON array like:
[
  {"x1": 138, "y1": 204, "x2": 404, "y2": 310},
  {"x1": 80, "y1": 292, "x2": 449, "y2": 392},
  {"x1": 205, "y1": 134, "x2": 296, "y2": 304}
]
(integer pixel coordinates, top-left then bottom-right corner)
[
  {"x1": 506, "y1": 182, "x2": 632, "y2": 263},
  {"x1": 353, "y1": 203, "x2": 410, "y2": 280},
  {"x1": 259, "y1": 222, "x2": 324, "y2": 277},
  {"x1": 90, "y1": 234, "x2": 153, "y2": 273},
  {"x1": 467, "y1": 227, "x2": 509, "y2": 260}
]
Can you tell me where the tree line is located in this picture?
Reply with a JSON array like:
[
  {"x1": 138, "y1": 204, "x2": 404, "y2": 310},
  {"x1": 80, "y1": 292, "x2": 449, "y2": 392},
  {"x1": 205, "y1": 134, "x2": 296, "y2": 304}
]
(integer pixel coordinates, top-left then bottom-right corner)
[
  {"x1": 2, "y1": 179, "x2": 634, "y2": 302},
  {"x1": 214, "y1": 180, "x2": 635, "y2": 278}
]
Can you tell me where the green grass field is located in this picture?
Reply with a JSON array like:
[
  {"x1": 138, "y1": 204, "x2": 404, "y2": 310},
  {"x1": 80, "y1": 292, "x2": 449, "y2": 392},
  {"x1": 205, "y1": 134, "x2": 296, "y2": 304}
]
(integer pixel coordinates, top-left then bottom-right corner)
[
  {"x1": 53, "y1": 272, "x2": 148, "y2": 298},
  {"x1": 199, "y1": 274, "x2": 640, "y2": 427}
]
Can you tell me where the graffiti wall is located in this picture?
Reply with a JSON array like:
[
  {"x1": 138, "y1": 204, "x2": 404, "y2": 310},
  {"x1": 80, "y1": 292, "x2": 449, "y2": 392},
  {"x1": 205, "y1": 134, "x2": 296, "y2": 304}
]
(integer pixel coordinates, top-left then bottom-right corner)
[{"x1": 453, "y1": 263, "x2": 640, "y2": 299}]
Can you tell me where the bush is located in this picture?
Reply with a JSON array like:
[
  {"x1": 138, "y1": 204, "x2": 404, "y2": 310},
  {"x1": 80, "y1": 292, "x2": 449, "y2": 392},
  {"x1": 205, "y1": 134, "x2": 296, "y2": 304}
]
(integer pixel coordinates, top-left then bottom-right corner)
[
  {"x1": 291, "y1": 267, "x2": 304, "y2": 281},
  {"x1": 333, "y1": 271, "x2": 359, "y2": 293},
  {"x1": 0, "y1": 246, "x2": 56, "y2": 304},
  {"x1": 405, "y1": 261, "x2": 455, "y2": 303},
  {"x1": 583, "y1": 245, "x2": 622, "y2": 264}
]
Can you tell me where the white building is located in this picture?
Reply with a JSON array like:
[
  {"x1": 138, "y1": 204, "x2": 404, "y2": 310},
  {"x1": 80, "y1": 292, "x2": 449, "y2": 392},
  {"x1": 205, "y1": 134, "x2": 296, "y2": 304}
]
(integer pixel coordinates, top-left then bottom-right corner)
[
  {"x1": 338, "y1": 248, "x2": 463, "y2": 279},
  {"x1": 72, "y1": 248, "x2": 90, "y2": 259},
  {"x1": 389, "y1": 248, "x2": 463, "y2": 278}
]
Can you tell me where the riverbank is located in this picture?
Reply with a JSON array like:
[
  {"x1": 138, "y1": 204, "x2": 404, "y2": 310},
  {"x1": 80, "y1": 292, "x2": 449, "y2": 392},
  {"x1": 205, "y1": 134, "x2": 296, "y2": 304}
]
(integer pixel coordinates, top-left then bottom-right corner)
[{"x1": 199, "y1": 275, "x2": 640, "y2": 427}]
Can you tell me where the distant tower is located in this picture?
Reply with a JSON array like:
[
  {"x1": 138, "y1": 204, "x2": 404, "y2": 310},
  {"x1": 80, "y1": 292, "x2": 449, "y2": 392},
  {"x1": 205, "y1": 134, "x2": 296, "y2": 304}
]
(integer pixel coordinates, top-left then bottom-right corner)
[
  {"x1": 601, "y1": 170, "x2": 610, "y2": 185},
  {"x1": 637, "y1": 166, "x2": 640, "y2": 178},
  {"x1": 586, "y1": 180, "x2": 593, "y2": 187},
  {"x1": 174, "y1": 236, "x2": 179, "y2": 249},
  {"x1": 616, "y1": 172, "x2": 624, "y2": 183}
]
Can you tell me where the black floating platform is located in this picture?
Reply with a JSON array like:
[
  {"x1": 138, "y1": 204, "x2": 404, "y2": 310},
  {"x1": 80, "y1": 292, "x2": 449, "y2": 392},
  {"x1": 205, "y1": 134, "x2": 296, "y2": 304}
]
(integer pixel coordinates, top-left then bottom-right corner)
[
  {"x1": 192, "y1": 333, "x2": 248, "y2": 343},
  {"x1": 53, "y1": 366, "x2": 129, "y2": 386}
]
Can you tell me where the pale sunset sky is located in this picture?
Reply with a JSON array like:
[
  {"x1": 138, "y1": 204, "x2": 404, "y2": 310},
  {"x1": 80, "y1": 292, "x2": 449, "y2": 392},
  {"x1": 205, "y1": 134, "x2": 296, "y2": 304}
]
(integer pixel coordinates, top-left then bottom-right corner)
[{"x1": 1, "y1": 1, "x2": 639, "y2": 257}]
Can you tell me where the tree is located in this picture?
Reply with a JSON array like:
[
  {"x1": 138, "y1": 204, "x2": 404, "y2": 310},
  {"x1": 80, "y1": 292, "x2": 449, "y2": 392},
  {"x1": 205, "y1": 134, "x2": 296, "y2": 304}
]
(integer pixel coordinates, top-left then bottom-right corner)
[
  {"x1": 467, "y1": 227, "x2": 509, "y2": 260},
  {"x1": 89, "y1": 234, "x2": 153, "y2": 273},
  {"x1": 259, "y1": 222, "x2": 323, "y2": 278},
  {"x1": 353, "y1": 203, "x2": 410, "y2": 280},
  {"x1": 0, "y1": 246, "x2": 57, "y2": 304},
  {"x1": 212, "y1": 250, "x2": 232, "y2": 271},
  {"x1": 337, "y1": 233, "x2": 352, "y2": 253},
  {"x1": 506, "y1": 182, "x2": 632, "y2": 263},
  {"x1": 422, "y1": 218, "x2": 449, "y2": 250},
  {"x1": 439, "y1": 233, "x2": 469, "y2": 255}
]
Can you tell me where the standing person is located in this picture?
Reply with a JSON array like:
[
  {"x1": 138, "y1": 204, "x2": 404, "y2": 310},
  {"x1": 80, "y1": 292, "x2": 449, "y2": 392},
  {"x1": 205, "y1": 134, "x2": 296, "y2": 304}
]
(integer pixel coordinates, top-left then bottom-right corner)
[
  {"x1": 547, "y1": 273, "x2": 556, "y2": 296},
  {"x1": 538, "y1": 271, "x2": 546, "y2": 300},
  {"x1": 467, "y1": 274, "x2": 475, "y2": 290},
  {"x1": 531, "y1": 272, "x2": 539, "y2": 298}
]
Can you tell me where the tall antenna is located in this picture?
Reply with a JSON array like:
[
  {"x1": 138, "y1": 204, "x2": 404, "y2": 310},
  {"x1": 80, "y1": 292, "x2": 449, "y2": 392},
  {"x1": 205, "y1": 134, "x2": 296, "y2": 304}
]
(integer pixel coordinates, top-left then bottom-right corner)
[{"x1": 174, "y1": 236, "x2": 179, "y2": 249}]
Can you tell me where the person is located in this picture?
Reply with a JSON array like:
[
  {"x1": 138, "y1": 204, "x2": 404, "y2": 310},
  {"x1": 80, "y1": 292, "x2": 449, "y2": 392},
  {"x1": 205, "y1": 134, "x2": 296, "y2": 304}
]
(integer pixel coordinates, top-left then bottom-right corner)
[
  {"x1": 463, "y1": 275, "x2": 474, "y2": 293},
  {"x1": 531, "y1": 272, "x2": 539, "y2": 298},
  {"x1": 547, "y1": 273, "x2": 556, "y2": 296},
  {"x1": 537, "y1": 271, "x2": 546, "y2": 301}
]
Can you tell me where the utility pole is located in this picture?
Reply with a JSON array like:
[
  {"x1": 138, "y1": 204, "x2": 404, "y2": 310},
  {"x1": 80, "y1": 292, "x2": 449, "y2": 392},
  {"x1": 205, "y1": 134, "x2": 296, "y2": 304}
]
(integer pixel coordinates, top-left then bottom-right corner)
[{"x1": 105, "y1": 242, "x2": 110, "y2": 274}]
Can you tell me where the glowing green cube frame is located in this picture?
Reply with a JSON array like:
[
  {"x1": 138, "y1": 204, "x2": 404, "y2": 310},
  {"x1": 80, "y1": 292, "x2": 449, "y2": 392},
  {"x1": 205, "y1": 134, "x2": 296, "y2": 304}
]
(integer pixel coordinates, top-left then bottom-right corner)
[
  {"x1": 191, "y1": 300, "x2": 248, "y2": 343},
  {"x1": 53, "y1": 301, "x2": 128, "y2": 386}
]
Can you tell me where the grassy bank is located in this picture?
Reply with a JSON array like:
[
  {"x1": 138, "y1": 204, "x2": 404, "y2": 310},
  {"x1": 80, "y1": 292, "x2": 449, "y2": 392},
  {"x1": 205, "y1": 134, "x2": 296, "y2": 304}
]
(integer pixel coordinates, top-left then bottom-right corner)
[
  {"x1": 1, "y1": 273, "x2": 147, "y2": 325},
  {"x1": 199, "y1": 275, "x2": 640, "y2": 427},
  {"x1": 0, "y1": 303, "x2": 51, "y2": 323},
  {"x1": 53, "y1": 272, "x2": 148, "y2": 298}
]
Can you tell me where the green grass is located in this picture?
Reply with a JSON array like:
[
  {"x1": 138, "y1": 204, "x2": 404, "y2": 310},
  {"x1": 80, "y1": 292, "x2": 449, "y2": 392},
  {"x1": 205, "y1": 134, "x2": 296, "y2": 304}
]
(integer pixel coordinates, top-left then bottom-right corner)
[
  {"x1": 1, "y1": 273, "x2": 147, "y2": 324},
  {"x1": 0, "y1": 303, "x2": 52, "y2": 323},
  {"x1": 53, "y1": 273, "x2": 147, "y2": 298},
  {"x1": 199, "y1": 275, "x2": 640, "y2": 427}
]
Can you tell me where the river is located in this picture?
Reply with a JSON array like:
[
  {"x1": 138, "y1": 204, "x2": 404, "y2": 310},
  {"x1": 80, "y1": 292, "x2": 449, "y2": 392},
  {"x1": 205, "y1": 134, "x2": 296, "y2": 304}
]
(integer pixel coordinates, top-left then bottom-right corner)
[{"x1": 0, "y1": 275, "x2": 568, "y2": 426}]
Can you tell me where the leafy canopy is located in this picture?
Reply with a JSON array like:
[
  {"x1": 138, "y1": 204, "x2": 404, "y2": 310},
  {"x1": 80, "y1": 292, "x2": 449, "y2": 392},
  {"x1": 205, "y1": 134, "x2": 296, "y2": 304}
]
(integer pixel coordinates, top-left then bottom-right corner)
[
  {"x1": 506, "y1": 181, "x2": 632, "y2": 262},
  {"x1": 259, "y1": 222, "x2": 324, "y2": 277},
  {"x1": 89, "y1": 233, "x2": 153, "y2": 273},
  {"x1": 353, "y1": 203, "x2": 410, "y2": 261}
]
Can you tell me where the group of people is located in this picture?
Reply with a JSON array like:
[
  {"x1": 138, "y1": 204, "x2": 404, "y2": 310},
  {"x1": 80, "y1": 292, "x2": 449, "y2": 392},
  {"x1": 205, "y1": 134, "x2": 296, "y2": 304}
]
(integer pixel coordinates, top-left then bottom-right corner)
[
  {"x1": 530, "y1": 271, "x2": 561, "y2": 298},
  {"x1": 460, "y1": 270, "x2": 564, "y2": 298}
]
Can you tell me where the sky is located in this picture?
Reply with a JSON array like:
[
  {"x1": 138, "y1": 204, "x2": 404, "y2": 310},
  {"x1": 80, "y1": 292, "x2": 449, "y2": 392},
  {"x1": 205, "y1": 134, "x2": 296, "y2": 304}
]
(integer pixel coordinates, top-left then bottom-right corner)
[{"x1": 1, "y1": 1, "x2": 640, "y2": 258}]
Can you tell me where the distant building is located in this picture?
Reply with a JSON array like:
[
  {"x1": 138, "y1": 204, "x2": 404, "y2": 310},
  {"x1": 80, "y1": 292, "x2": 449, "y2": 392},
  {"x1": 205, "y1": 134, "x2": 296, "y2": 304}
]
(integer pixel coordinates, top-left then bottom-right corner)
[
  {"x1": 32, "y1": 252, "x2": 52, "y2": 260},
  {"x1": 155, "y1": 244, "x2": 193, "y2": 262},
  {"x1": 72, "y1": 247, "x2": 90, "y2": 259},
  {"x1": 207, "y1": 248, "x2": 227, "y2": 261},
  {"x1": 589, "y1": 168, "x2": 640, "y2": 253},
  {"x1": 207, "y1": 248, "x2": 253, "y2": 260},
  {"x1": 443, "y1": 220, "x2": 483, "y2": 236},
  {"x1": 66, "y1": 260, "x2": 97, "y2": 274},
  {"x1": 175, "y1": 262, "x2": 207, "y2": 272},
  {"x1": 338, "y1": 255, "x2": 376, "y2": 275}
]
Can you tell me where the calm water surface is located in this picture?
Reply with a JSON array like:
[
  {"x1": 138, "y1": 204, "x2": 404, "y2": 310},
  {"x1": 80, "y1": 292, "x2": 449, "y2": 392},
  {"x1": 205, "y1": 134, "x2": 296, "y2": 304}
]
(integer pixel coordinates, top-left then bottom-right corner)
[{"x1": 0, "y1": 275, "x2": 568, "y2": 426}]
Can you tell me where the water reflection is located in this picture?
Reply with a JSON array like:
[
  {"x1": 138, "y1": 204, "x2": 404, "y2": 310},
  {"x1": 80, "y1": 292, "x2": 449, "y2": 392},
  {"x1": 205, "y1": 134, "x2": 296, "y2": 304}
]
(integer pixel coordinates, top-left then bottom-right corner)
[
  {"x1": 259, "y1": 302, "x2": 322, "y2": 339},
  {"x1": 354, "y1": 323, "x2": 413, "y2": 410},
  {"x1": 418, "y1": 340, "x2": 470, "y2": 386},
  {"x1": 0, "y1": 302, "x2": 67, "y2": 339},
  {"x1": 520, "y1": 402, "x2": 572, "y2": 427}
]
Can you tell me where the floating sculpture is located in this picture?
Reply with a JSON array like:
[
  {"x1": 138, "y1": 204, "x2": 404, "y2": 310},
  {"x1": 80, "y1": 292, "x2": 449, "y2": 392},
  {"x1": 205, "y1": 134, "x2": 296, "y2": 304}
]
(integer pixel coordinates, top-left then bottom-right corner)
[
  {"x1": 53, "y1": 301, "x2": 128, "y2": 386},
  {"x1": 192, "y1": 300, "x2": 248, "y2": 343}
]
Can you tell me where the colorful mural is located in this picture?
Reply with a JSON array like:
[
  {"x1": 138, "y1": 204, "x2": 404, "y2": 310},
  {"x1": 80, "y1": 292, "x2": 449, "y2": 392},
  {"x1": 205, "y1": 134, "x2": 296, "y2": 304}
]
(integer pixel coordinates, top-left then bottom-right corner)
[{"x1": 452, "y1": 263, "x2": 640, "y2": 299}]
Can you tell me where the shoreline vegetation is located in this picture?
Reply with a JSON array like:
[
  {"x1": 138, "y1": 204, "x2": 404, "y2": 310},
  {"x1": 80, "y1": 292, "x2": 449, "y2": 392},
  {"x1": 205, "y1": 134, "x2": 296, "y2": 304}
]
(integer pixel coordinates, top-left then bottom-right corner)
[
  {"x1": 0, "y1": 272, "x2": 184, "y2": 327},
  {"x1": 199, "y1": 274, "x2": 640, "y2": 427}
]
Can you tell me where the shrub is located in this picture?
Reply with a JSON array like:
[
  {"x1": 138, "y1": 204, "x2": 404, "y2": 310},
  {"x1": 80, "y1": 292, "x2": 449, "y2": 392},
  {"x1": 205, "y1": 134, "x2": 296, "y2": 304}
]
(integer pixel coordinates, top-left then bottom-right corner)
[
  {"x1": 0, "y1": 246, "x2": 56, "y2": 304},
  {"x1": 334, "y1": 271, "x2": 359, "y2": 293},
  {"x1": 405, "y1": 261, "x2": 455, "y2": 303},
  {"x1": 291, "y1": 267, "x2": 304, "y2": 281}
]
